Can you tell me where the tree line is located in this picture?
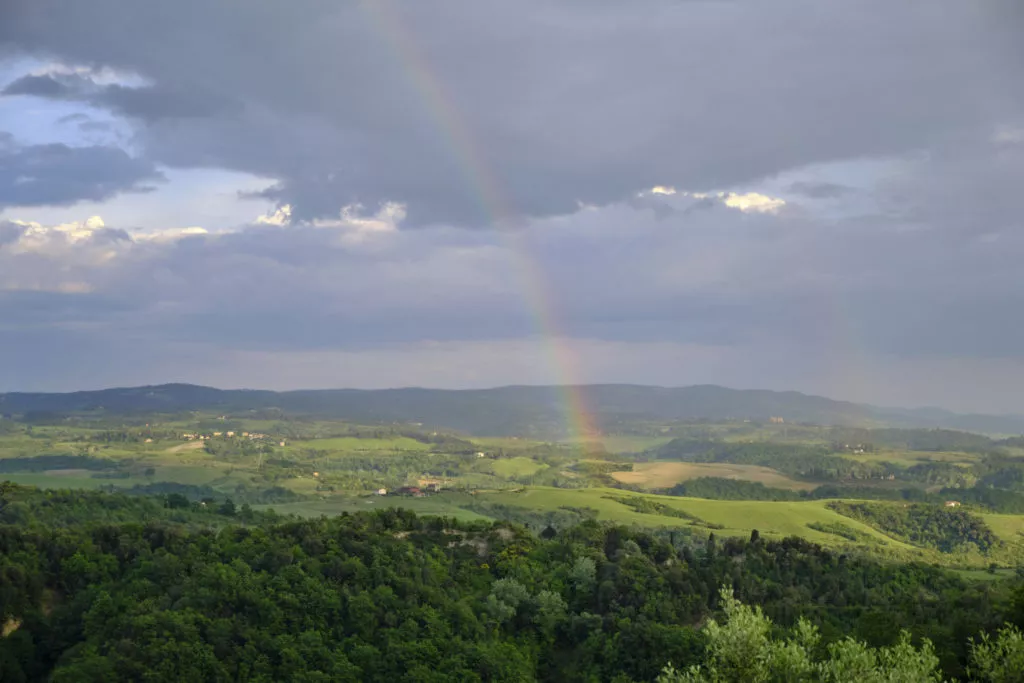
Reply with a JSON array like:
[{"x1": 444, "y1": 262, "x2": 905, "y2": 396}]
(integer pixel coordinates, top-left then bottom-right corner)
[{"x1": 655, "y1": 477, "x2": 1024, "y2": 515}]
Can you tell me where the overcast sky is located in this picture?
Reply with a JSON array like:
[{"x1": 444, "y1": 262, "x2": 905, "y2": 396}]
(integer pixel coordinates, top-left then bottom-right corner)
[{"x1": 0, "y1": 0, "x2": 1023, "y2": 413}]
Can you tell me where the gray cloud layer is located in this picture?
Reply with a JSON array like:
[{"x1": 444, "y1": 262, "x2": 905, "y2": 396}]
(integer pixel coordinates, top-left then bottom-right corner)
[
  {"x1": 3, "y1": 0, "x2": 1021, "y2": 224},
  {"x1": 0, "y1": 0, "x2": 1023, "y2": 411},
  {"x1": 0, "y1": 140, "x2": 163, "y2": 207},
  {"x1": 3, "y1": 73, "x2": 241, "y2": 121},
  {"x1": 0, "y1": 139, "x2": 1020, "y2": 352}
]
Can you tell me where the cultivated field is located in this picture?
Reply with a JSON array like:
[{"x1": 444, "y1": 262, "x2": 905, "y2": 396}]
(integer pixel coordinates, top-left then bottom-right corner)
[{"x1": 611, "y1": 461, "x2": 815, "y2": 490}]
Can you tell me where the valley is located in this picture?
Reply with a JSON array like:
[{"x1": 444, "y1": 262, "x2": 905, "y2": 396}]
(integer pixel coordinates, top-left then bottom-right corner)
[{"x1": 5, "y1": 384, "x2": 1024, "y2": 571}]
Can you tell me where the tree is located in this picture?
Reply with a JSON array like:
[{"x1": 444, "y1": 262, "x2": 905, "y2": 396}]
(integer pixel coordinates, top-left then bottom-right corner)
[
  {"x1": 165, "y1": 493, "x2": 190, "y2": 509},
  {"x1": 658, "y1": 587, "x2": 941, "y2": 682},
  {"x1": 969, "y1": 625, "x2": 1024, "y2": 682},
  {"x1": 706, "y1": 533, "x2": 717, "y2": 562},
  {"x1": 569, "y1": 556, "x2": 596, "y2": 594}
]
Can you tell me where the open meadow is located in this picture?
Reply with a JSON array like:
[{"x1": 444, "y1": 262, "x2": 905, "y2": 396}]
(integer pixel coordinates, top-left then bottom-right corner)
[{"x1": 474, "y1": 487, "x2": 893, "y2": 542}]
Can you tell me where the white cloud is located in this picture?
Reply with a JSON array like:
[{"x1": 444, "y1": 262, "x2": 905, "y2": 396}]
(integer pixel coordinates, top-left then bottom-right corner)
[
  {"x1": 255, "y1": 201, "x2": 407, "y2": 239},
  {"x1": 5, "y1": 215, "x2": 210, "y2": 252},
  {"x1": 130, "y1": 226, "x2": 208, "y2": 242},
  {"x1": 13, "y1": 215, "x2": 106, "y2": 244},
  {"x1": 2, "y1": 280, "x2": 96, "y2": 294},
  {"x1": 256, "y1": 204, "x2": 292, "y2": 226},
  {"x1": 20, "y1": 62, "x2": 147, "y2": 88},
  {"x1": 638, "y1": 188, "x2": 787, "y2": 214},
  {"x1": 719, "y1": 192, "x2": 786, "y2": 214},
  {"x1": 994, "y1": 125, "x2": 1024, "y2": 146},
  {"x1": 320, "y1": 201, "x2": 406, "y2": 237}
]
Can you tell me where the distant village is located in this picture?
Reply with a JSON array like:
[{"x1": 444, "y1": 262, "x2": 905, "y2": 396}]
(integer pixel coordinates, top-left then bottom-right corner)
[
  {"x1": 180, "y1": 431, "x2": 287, "y2": 447},
  {"x1": 175, "y1": 429, "x2": 465, "y2": 499}
]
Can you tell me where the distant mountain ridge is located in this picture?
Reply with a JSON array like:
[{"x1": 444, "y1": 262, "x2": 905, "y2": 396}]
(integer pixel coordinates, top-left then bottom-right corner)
[{"x1": 1, "y1": 383, "x2": 1022, "y2": 436}]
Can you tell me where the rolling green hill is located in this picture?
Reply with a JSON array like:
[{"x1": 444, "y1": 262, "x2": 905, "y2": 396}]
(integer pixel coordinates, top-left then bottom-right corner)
[{"x1": 3, "y1": 383, "x2": 1024, "y2": 436}]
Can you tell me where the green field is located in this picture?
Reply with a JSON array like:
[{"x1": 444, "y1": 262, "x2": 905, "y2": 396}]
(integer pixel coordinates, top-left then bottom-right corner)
[
  {"x1": 593, "y1": 435, "x2": 675, "y2": 453},
  {"x1": 979, "y1": 513, "x2": 1024, "y2": 540},
  {"x1": 952, "y1": 567, "x2": 1018, "y2": 582},
  {"x1": 284, "y1": 436, "x2": 432, "y2": 453},
  {"x1": 0, "y1": 473, "x2": 151, "y2": 490},
  {"x1": 472, "y1": 436, "x2": 554, "y2": 454},
  {"x1": 278, "y1": 476, "x2": 322, "y2": 495},
  {"x1": 489, "y1": 457, "x2": 548, "y2": 478},
  {"x1": 474, "y1": 487, "x2": 901, "y2": 543},
  {"x1": 262, "y1": 493, "x2": 491, "y2": 522},
  {"x1": 150, "y1": 465, "x2": 227, "y2": 485}
]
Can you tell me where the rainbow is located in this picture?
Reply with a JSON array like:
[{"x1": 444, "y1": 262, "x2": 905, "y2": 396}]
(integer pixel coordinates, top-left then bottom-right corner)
[{"x1": 358, "y1": 0, "x2": 599, "y2": 443}]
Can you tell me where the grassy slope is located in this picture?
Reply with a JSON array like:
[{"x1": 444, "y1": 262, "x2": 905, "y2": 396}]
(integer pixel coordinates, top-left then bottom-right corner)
[
  {"x1": 476, "y1": 488, "x2": 938, "y2": 549},
  {"x1": 283, "y1": 436, "x2": 431, "y2": 453},
  {"x1": 261, "y1": 492, "x2": 491, "y2": 522},
  {"x1": 980, "y1": 513, "x2": 1024, "y2": 541},
  {"x1": 594, "y1": 435, "x2": 676, "y2": 453},
  {"x1": 0, "y1": 473, "x2": 151, "y2": 489},
  {"x1": 612, "y1": 462, "x2": 816, "y2": 491},
  {"x1": 489, "y1": 457, "x2": 548, "y2": 478}
]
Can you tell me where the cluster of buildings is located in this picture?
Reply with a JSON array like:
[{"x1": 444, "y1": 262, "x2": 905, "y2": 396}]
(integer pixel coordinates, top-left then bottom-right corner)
[
  {"x1": 181, "y1": 431, "x2": 277, "y2": 443},
  {"x1": 378, "y1": 479, "x2": 446, "y2": 498}
]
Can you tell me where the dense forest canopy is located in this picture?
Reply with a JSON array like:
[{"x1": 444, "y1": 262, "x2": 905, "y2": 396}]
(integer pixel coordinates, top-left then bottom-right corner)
[
  {"x1": 2, "y1": 484, "x2": 1024, "y2": 681},
  {"x1": 827, "y1": 502, "x2": 1000, "y2": 555}
]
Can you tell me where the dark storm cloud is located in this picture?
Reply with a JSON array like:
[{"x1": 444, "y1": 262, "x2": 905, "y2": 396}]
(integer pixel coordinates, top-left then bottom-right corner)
[
  {"x1": 1, "y1": 0, "x2": 1021, "y2": 224},
  {"x1": 2, "y1": 73, "x2": 72, "y2": 97},
  {"x1": 2, "y1": 72, "x2": 240, "y2": 122},
  {"x1": 94, "y1": 84, "x2": 242, "y2": 121},
  {"x1": 0, "y1": 142, "x2": 164, "y2": 207},
  {"x1": 786, "y1": 182, "x2": 851, "y2": 199}
]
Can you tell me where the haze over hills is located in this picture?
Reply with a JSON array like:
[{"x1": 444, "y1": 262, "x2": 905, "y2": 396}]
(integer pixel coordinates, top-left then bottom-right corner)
[{"x1": 2, "y1": 383, "x2": 1022, "y2": 437}]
